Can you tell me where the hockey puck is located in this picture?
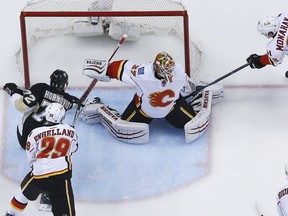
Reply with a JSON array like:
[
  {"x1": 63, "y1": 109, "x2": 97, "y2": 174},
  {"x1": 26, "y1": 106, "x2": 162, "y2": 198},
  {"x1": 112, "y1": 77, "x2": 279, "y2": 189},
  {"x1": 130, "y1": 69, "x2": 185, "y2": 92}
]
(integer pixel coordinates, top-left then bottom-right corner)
[{"x1": 286, "y1": 71, "x2": 288, "y2": 78}]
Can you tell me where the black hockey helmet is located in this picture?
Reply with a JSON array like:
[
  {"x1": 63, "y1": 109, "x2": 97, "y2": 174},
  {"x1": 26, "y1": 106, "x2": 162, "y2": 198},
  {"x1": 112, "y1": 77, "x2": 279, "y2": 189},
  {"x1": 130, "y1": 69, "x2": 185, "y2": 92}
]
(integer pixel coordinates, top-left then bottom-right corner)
[{"x1": 50, "y1": 69, "x2": 69, "y2": 91}]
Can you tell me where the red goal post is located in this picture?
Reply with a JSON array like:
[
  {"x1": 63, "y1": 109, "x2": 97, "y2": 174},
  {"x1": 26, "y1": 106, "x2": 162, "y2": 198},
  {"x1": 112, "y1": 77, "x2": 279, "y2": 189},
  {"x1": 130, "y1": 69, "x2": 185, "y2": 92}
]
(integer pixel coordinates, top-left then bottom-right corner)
[{"x1": 17, "y1": 0, "x2": 203, "y2": 88}]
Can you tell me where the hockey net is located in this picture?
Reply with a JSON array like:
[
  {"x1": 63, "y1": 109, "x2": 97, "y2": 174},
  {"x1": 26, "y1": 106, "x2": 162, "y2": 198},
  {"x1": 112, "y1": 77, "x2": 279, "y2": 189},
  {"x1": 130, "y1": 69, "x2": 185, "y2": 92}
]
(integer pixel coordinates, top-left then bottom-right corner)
[{"x1": 16, "y1": 0, "x2": 203, "y2": 88}]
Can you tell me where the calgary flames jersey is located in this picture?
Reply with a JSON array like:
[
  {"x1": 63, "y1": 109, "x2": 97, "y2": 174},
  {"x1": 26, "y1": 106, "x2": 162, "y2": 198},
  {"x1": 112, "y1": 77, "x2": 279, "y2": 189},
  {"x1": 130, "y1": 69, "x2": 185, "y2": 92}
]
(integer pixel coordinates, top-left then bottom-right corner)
[
  {"x1": 267, "y1": 13, "x2": 288, "y2": 66},
  {"x1": 26, "y1": 123, "x2": 78, "y2": 178},
  {"x1": 107, "y1": 60, "x2": 188, "y2": 118}
]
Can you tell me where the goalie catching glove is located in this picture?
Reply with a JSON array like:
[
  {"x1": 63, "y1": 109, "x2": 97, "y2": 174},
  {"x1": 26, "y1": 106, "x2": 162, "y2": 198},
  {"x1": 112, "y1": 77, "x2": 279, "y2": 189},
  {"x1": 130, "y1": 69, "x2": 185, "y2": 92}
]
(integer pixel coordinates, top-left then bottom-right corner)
[{"x1": 83, "y1": 59, "x2": 111, "y2": 82}]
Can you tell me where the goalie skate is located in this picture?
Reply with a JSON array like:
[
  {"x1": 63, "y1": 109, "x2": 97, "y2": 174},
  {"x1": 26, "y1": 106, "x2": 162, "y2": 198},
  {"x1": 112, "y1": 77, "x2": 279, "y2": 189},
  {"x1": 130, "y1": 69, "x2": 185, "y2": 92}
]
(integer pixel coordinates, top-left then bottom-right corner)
[
  {"x1": 99, "y1": 105, "x2": 149, "y2": 144},
  {"x1": 185, "y1": 89, "x2": 212, "y2": 143}
]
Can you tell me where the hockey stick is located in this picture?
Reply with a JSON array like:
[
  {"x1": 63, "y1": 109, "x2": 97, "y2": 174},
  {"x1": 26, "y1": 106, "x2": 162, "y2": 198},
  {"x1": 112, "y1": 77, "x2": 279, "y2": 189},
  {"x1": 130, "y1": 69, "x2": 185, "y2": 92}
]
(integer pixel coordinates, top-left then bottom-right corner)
[
  {"x1": 184, "y1": 62, "x2": 250, "y2": 99},
  {"x1": 79, "y1": 34, "x2": 128, "y2": 102},
  {"x1": 71, "y1": 103, "x2": 82, "y2": 127}
]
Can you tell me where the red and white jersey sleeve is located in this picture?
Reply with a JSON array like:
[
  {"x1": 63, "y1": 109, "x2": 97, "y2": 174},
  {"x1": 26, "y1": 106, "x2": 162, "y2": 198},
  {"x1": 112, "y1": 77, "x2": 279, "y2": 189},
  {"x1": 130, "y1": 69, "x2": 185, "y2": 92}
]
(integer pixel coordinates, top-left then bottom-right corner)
[
  {"x1": 108, "y1": 60, "x2": 187, "y2": 118},
  {"x1": 266, "y1": 13, "x2": 288, "y2": 66},
  {"x1": 276, "y1": 185, "x2": 288, "y2": 216},
  {"x1": 26, "y1": 123, "x2": 78, "y2": 178}
]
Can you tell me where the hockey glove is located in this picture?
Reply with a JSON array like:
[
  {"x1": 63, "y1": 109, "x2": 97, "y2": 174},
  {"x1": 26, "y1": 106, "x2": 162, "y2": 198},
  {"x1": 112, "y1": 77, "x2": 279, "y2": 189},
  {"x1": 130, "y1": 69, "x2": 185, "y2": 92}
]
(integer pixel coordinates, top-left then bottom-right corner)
[
  {"x1": 71, "y1": 96, "x2": 84, "y2": 107},
  {"x1": 246, "y1": 54, "x2": 266, "y2": 69},
  {"x1": 3, "y1": 83, "x2": 24, "y2": 96}
]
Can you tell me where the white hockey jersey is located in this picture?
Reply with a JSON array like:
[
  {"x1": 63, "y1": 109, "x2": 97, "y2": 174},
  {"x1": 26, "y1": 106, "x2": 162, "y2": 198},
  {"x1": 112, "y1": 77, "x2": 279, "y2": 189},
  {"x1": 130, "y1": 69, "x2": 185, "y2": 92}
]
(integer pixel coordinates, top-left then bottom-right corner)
[
  {"x1": 26, "y1": 123, "x2": 78, "y2": 178},
  {"x1": 266, "y1": 13, "x2": 288, "y2": 66},
  {"x1": 108, "y1": 60, "x2": 188, "y2": 118},
  {"x1": 277, "y1": 185, "x2": 288, "y2": 216}
]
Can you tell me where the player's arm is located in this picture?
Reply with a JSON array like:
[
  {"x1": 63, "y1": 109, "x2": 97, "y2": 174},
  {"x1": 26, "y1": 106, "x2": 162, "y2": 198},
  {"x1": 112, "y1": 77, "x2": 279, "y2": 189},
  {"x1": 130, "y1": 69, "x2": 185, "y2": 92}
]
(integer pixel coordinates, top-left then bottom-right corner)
[
  {"x1": 3, "y1": 83, "x2": 36, "y2": 113},
  {"x1": 246, "y1": 54, "x2": 270, "y2": 69},
  {"x1": 247, "y1": 40, "x2": 286, "y2": 69},
  {"x1": 106, "y1": 60, "x2": 128, "y2": 80},
  {"x1": 69, "y1": 95, "x2": 84, "y2": 111},
  {"x1": 3, "y1": 83, "x2": 25, "y2": 96},
  {"x1": 107, "y1": 60, "x2": 140, "y2": 85},
  {"x1": 83, "y1": 59, "x2": 135, "y2": 84},
  {"x1": 12, "y1": 95, "x2": 35, "y2": 113}
]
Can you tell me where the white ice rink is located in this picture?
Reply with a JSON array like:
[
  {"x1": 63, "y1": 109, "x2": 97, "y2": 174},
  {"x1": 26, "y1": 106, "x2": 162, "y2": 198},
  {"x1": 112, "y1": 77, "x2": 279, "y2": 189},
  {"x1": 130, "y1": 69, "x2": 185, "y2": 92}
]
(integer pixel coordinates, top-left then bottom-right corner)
[{"x1": 1, "y1": 0, "x2": 288, "y2": 215}]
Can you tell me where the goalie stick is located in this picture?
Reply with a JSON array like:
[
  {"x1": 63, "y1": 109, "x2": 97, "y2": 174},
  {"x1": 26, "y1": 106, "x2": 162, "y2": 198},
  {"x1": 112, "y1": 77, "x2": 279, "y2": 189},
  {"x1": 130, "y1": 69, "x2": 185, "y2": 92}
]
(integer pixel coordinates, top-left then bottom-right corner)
[
  {"x1": 79, "y1": 34, "x2": 128, "y2": 102},
  {"x1": 73, "y1": 34, "x2": 127, "y2": 126},
  {"x1": 71, "y1": 101, "x2": 85, "y2": 127},
  {"x1": 184, "y1": 62, "x2": 249, "y2": 99}
]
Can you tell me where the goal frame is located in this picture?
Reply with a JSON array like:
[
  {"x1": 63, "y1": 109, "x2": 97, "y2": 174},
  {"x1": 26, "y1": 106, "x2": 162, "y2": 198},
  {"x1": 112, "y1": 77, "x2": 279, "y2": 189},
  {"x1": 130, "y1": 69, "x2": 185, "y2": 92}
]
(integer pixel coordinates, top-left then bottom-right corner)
[{"x1": 20, "y1": 10, "x2": 190, "y2": 89}]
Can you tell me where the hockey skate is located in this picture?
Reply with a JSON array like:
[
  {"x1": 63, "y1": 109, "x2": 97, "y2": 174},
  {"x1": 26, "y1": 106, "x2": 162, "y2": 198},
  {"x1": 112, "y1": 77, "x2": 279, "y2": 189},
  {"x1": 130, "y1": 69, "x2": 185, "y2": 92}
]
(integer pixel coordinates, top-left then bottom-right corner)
[
  {"x1": 4, "y1": 212, "x2": 14, "y2": 216},
  {"x1": 38, "y1": 193, "x2": 52, "y2": 212},
  {"x1": 190, "y1": 82, "x2": 224, "y2": 112}
]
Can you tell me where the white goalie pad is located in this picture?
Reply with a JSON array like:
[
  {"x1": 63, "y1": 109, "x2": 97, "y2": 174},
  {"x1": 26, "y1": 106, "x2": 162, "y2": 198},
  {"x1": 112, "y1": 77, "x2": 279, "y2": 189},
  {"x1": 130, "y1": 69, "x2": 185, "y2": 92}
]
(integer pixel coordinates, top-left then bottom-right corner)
[
  {"x1": 80, "y1": 103, "x2": 102, "y2": 124},
  {"x1": 184, "y1": 89, "x2": 212, "y2": 143},
  {"x1": 190, "y1": 82, "x2": 224, "y2": 112},
  {"x1": 83, "y1": 59, "x2": 110, "y2": 82},
  {"x1": 99, "y1": 105, "x2": 149, "y2": 144}
]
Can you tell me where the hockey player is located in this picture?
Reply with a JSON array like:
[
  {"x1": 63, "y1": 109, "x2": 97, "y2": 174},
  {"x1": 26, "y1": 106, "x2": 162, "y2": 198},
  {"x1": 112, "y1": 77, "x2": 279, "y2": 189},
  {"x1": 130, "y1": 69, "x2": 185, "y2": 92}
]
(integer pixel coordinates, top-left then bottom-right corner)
[
  {"x1": 3, "y1": 69, "x2": 82, "y2": 211},
  {"x1": 276, "y1": 164, "x2": 288, "y2": 216},
  {"x1": 4, "y1": 103, "x2": 78, "y2": 216},
  {"x1": 246, "y1": 13, "x2": 288, "y2": 69},
  {"x1": 3, "y1": 69, "x2": 82, "y2": 150},
  {"x1": 81, "y1": 52, "x2": 223, "y2": 143}
]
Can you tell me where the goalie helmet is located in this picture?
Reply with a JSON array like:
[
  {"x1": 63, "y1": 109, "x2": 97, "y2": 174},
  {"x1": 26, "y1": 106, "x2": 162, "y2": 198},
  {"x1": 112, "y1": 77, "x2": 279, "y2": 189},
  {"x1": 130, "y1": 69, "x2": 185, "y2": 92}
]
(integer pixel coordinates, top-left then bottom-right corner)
[
  {"x1": 45, "y1": 103, "x2": 66, "y2": 124},
  {"x1": 257, "y1": 16, "x2": 279, "y2": 38},
  {"x1": 153, "y1": 52, "x2": 175, "y2": 82},
  {"x1": 50, "y1": 69, "x2": 69, "y2": 91}
]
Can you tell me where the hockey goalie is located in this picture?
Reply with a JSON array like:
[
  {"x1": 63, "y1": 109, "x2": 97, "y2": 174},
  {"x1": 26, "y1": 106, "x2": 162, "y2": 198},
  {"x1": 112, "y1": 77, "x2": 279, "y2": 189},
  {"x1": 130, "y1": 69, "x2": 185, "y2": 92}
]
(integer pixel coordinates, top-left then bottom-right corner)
[{"x1": 80, "y1": 52, "x2": 224, "y2": 144}]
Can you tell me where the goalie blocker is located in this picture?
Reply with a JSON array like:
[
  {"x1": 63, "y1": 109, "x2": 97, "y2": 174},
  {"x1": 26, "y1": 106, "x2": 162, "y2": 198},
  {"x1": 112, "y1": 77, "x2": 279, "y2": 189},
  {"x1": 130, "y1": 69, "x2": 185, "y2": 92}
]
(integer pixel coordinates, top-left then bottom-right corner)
[{"x1": 83, "y1": 59, "x2": 110, "y2": 82}]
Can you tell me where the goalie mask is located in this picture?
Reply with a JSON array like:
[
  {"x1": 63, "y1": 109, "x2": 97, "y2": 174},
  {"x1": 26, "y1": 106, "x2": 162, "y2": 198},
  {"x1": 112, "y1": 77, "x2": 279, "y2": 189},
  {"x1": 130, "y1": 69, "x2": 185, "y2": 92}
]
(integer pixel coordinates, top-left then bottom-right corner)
[
  {"x1": 45, "y1": 103, "x2": 66, "y2": 124},
  {"x1": 50, "y1": 69, "x2": 69, "y2": 91},
  {"x1": 153, "y1": 52, "x2": 175, "y2": 82},
  {"x1": 257, "y1": 16, "x2": 279, "y2": 38}
]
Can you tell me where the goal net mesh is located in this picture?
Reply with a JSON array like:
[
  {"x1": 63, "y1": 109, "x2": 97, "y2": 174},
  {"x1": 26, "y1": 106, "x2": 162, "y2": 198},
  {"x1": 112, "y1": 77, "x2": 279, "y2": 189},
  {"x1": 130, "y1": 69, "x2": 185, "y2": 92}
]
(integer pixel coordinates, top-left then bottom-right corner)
[{"x1": 16, "y1": 0, "x2": 203, "y2": 87}]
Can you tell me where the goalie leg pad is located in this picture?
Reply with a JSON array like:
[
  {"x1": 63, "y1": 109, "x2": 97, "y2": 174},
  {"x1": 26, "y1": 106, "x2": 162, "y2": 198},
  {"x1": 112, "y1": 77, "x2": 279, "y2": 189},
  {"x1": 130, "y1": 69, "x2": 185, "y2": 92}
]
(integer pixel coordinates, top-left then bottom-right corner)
[
  {"x1": 185, "y1": 90, "x2": 212, "y2": 143},
  {"x1": 80, "y1": 97, "x2": 103, "y2": 124},
  {"x1": 98, "y1": 105, "x2": 149, "y2": 144},
  {"x1": 190, "y1": 82, "x2": 224, "y2": 112},
  {"x1": 204, "y1": 82, "x2": 224, "y2": 105}
]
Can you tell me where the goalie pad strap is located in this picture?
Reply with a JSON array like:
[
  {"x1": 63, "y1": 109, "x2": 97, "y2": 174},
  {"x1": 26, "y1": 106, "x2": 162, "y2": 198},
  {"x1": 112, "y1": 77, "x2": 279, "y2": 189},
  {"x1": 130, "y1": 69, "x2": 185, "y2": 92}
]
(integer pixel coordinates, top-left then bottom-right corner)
[
  {"x1": 98, "y1": 105, "x2": 149, "y2": 144},
  {"x1": 184, "y1": 90, "x2": 212, "y2": 143}
]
